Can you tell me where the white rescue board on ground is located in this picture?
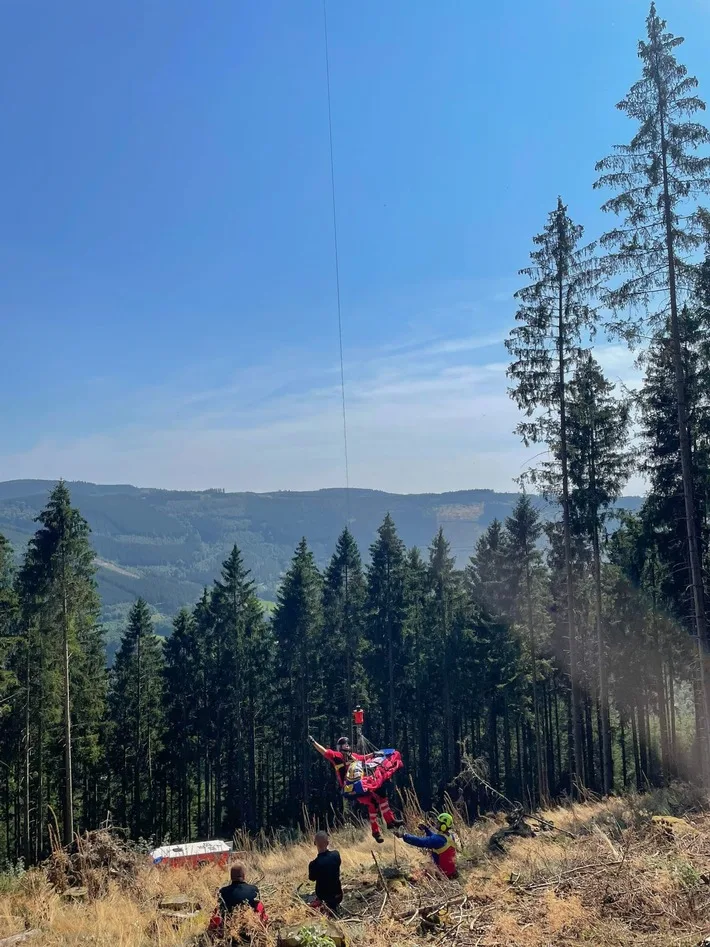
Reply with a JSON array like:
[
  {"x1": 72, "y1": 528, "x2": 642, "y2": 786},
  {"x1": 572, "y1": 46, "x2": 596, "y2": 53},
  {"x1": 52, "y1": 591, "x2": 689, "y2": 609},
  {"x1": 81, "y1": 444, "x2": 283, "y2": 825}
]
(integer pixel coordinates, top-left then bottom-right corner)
[{"x1": 150, "y1": 839, "x2": 230, "y2": 863}]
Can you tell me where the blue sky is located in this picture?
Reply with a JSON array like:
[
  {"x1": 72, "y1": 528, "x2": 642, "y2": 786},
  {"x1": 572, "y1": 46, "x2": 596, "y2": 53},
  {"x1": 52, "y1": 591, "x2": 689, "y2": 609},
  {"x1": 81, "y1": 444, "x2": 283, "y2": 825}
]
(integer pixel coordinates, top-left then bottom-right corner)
[{"x1": 1, "y1": 0, "x2": 708, "y2": 494}]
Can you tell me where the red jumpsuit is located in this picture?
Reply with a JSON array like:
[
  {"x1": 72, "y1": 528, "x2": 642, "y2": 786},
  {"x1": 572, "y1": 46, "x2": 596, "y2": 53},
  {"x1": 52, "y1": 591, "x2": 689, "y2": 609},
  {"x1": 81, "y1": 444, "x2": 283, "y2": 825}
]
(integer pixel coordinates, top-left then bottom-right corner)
[{"x1": 323, "y1": 749, "x2": 396, "y2": 837}]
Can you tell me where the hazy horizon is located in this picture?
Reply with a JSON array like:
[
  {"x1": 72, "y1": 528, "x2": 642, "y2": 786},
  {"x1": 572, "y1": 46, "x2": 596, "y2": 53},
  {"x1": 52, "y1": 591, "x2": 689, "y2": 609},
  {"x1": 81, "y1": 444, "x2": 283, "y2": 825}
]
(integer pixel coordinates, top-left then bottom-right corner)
[{"x1": 0, "y1": 463, "x2": 647, "y2": 499}]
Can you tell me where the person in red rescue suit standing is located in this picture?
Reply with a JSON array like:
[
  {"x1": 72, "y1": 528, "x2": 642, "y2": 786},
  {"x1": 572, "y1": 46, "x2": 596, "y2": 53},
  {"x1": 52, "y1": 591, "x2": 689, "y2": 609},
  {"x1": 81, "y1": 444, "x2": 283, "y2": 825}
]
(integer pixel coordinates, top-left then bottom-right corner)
[
  {"x1": 309, "y1": 735, "x2": 403, "y2": 842},
  {"x1": 398, "y1": 812, "x2": 458, "y2": 879}
]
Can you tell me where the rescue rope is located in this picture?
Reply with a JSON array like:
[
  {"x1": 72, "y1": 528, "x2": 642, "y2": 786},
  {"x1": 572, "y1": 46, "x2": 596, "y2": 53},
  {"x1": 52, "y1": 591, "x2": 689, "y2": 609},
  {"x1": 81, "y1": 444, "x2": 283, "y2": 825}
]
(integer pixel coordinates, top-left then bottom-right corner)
[
  {"x1": 322, "y1": 0, "x2": 350, "y2": 519},
  {"x1": 353, "y1": 707, "x2": 383, "y2": 758}
]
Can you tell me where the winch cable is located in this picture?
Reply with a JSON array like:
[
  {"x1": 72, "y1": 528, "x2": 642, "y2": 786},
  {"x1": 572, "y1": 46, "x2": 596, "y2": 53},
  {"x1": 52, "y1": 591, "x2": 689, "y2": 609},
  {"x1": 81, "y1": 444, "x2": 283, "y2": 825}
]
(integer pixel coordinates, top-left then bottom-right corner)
[{"x1": 322, "y1": 0, "x2": 351, "y2": 522}]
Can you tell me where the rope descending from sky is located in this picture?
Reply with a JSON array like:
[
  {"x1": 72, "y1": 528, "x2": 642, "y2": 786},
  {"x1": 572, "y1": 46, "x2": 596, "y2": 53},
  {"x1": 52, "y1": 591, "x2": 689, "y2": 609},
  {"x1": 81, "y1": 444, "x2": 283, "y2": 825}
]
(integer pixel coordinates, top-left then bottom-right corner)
[{"x1": 322, "y1": 0, "x2": 350, "y2": 519}]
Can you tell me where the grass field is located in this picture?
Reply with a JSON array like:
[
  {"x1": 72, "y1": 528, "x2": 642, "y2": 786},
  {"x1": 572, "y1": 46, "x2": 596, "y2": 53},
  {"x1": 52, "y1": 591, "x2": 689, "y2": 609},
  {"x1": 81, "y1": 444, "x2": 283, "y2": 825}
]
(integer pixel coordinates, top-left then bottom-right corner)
[{"x1": 1, "y1": 786, "x2": 709, "y2": 946}]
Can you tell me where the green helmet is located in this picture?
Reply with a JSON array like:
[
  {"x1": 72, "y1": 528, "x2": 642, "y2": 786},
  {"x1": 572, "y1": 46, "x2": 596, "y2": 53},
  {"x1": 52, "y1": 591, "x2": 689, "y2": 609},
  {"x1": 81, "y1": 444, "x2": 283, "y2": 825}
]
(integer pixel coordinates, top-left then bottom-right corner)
[{"x1": 438, "y1": 812, "x2": 454, "y2": 830}]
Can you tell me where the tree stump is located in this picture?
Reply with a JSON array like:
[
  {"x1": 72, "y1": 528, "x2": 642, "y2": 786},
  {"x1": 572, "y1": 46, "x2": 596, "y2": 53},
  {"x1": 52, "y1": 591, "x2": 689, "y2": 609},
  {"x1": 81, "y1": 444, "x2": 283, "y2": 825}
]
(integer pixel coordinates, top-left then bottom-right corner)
[{"x1": 61, "y1": 887, "x2": 88, "y2": 902}]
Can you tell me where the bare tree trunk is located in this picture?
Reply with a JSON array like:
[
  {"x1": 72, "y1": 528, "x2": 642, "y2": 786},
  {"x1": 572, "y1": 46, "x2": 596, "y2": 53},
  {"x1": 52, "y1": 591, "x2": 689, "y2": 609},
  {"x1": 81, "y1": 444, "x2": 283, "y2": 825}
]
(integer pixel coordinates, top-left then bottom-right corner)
[
  {"x1": 488, "y1": 706, "x2": 499, "y2": 789},
  {"x1": 557, "y1": 251, "x2": 582, "y2": 791},
  {"x1": 544, "y1": 680, "x2": 556, "y2": 792},
  {"x1": 440, "y1": 587, "x2": 455, "y2": 784},
  {"x1": 387, "y1": 558, "x2": 395, "y2": 745},
  {"x1": 300, "y1": 643, "x2": 310, "y2": 810},
  {"x1": 61, "y1": 557, "x2": 74, "y2": 845},
  {"x1": 554, "y1": 685, "x2": 562, "y2": 784},
  {"x1": 631, "y1": 705, "x2": 643, "y2": 792},
  {"x1": 652, "y1": 594, "x2": 671, "y2": 782},
  {"x1": 135, "y1": 625, "x2": 142, "y2": 838},
  {"x1": 503, "y1": 703, "x2": 513, "y2": 797},
  {"x1": 525, "y1": 553, "x2": 547, "y2": 802},
  {"x1": 656, "y1": 61, "x2": 710, "y2": 781},
  {"x1": 591, "y1": 512, "x2": 611, "y2": 793},
  {"x1": 23, "y1": 633, "x2": 30, "y2": 863},
  {"x1": 668, "y1": 659, "x2": 677, "y2": 761},
  {"x1": 343, "y1": 560, "x2": 353, "y2": 747},
  {"x1": 637, "y1": 700, "x2": 648, "y2": 786},
  {"x1": 584, "y1": 693, "x2": 595, "y2": 789}
]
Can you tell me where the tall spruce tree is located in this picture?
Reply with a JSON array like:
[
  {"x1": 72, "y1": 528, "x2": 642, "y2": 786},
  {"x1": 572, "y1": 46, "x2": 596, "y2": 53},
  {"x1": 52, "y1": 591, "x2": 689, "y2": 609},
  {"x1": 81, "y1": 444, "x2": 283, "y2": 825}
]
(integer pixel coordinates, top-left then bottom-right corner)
[
  {"x1": 190, "y1": 588, "x2": 218, "y2": 837},
  {"x1": 321, "y1": 528, "x2": 367, "y2": 745},
  {"x1": 426, "y1": 529, "x2": 461, "y2": 784},
  {"x1": 467, "y1": 524, "x2": 526, "y2": 796},
  {"x1": 20, "y1": 482, "x2": 104, "y2": 845},
  {"x1": 607, "y1": 513, "x2": 693, "y2": 785},
  {"x1": 0, "y1": 535, "x2": 19, "y2": 859},
  {"x1": 163, "y1": 609, "x2": 199, "y2": 840},
  {"x1": 503, "y1": 496, "x2": 549, "y2": 802},
  {"x1": 403, "y1": 547, "x2": 433, "y2": 804},
  {"x1": 506, "y1": 200, "x2": 599, "y2": 788},
  {"x1": 273, "y1": 539, "x2": 323, "y2": 814},
  {"x1": 0, "y1": 534, "x2": 17, "y2": 705},
  {"x1": 211, "y1": 545, "x2": 268, "y2": 830},
  {"x1": 108, "y1": 598, "x2": 163, "y2": 839},
  {"x1": 366, "y1": 515, "x2": 407, "y2": 745},
  {"x1": 595, "y1": 3, "x2": 710, "y2": 770},
  {"x1": 638, "y1": 300, "x2": 710, "y2": 774},
  {"x1": 566, "y1": 354, "x2": 634, "y2": 791},
  {"x1": 0, "y1": 534, "x2": 15, "y2": 624},
  {"x1": 466, "y1": 520, "x2": 509, "y2": 620}
]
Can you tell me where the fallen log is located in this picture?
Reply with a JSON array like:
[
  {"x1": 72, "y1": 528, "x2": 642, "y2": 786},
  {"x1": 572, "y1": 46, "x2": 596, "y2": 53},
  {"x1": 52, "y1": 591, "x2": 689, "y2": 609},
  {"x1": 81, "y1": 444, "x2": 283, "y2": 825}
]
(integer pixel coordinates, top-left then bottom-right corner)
[{"x1": 0, "y1": 931, "x2": 40, "y2": 947}]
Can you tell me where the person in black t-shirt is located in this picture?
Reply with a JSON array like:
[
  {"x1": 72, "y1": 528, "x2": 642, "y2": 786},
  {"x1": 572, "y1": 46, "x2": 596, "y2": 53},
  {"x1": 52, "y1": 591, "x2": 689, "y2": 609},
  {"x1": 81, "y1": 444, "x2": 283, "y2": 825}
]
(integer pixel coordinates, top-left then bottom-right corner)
[
  {"x1": 308, "y1": 831, "x2": 343, "y2": 915},
  {"x1": 210, "y1": 863, "x2": 268, "y2": 934}
]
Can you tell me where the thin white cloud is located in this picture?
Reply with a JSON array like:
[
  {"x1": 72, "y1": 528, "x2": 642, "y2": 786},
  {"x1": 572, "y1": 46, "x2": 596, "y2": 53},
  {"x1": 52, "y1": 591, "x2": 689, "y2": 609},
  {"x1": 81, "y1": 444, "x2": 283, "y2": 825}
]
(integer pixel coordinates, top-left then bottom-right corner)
[
  {"x1": 0, "y1": 328, "x2": 646, "y2": 496},
  {"x1": 416, "y1": 333, "x2": 505, "y2": 356},
  {"x1": 593, "y1": 342, "x2": 643, "y2": 389}
]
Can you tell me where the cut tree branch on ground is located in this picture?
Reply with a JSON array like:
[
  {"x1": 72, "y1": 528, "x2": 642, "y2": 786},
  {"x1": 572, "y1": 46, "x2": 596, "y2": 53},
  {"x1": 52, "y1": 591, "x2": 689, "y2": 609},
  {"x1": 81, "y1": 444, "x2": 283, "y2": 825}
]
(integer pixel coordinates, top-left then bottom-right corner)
[
  {"x1": 394, "y1": 894, "x2": 468, "y2": 921},
  {"x1": 0, "y1": 932, "x2": 40, "y2": 947},
  {"x1": 514, "y1": 859, "x2": 624, "y2": 891}
]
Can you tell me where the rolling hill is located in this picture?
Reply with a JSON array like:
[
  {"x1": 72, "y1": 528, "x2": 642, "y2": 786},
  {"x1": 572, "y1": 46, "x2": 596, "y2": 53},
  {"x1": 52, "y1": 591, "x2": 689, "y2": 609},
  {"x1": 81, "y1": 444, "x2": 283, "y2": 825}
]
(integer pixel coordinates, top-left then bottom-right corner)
[{"x1": 0, "y1": 479, "x2": 643, "y2": 656}]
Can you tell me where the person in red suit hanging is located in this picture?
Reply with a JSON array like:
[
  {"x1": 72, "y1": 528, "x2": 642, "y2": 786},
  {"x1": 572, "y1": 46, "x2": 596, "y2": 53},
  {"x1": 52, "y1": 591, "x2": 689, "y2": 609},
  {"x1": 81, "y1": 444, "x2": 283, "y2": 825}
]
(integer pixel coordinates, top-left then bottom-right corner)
[{"x1": 309, "y1": 735, "x2": 403, "y2": 842}]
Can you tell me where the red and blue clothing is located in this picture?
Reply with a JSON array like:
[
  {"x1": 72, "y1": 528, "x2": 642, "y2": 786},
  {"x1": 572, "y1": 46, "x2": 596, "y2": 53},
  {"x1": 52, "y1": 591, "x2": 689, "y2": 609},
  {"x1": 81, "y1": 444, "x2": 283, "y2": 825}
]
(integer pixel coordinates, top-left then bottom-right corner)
[
  {"x1": 322, "y1": 748, "x2": 367, "y2": 789},
  {"x1": 401, "y1": 827, "x2": 458, "y2": 878},
  {"x1": 322, "y1": 748, "x2": 397, "y2": 837}
]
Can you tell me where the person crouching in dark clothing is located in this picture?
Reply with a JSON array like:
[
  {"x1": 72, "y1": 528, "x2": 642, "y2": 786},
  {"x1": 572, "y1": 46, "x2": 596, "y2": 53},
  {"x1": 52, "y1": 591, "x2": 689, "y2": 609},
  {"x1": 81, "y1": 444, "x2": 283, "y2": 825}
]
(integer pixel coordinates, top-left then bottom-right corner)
[
  {"x1": 209, "y1": 863, "x2": 267, "y2": 936},
  {"x1": 308, "y1": 831, "x2": 343, "y2": 916}
]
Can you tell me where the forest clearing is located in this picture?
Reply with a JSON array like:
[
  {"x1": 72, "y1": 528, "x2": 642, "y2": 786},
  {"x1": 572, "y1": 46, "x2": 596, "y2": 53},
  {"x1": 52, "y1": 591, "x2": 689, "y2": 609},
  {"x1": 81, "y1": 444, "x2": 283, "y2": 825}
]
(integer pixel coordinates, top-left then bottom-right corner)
[{"x1": 2, "y1": 786, "x2": 710, "y2": 947}]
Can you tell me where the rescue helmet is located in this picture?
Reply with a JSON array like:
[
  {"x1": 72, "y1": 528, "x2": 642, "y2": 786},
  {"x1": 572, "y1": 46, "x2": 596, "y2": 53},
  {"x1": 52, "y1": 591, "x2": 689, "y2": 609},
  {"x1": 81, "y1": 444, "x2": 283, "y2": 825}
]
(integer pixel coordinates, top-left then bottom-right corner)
[
  {"x1": 336, "y1": 736, "x2": 351, "y2": 750},
  {"x1": 437, "y1": 812, "x2": 454, "y2": 831}
]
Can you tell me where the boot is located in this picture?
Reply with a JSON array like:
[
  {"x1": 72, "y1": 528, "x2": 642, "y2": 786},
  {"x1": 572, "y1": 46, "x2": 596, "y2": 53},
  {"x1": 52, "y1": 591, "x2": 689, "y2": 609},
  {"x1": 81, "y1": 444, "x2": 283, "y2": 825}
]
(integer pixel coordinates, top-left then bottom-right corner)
[
  {"x1": 373, "y1": 832, "x2": 384, "y2": 844},
  {"x1": 388, "y1": 819, "x2": 404, "y2": 829}
]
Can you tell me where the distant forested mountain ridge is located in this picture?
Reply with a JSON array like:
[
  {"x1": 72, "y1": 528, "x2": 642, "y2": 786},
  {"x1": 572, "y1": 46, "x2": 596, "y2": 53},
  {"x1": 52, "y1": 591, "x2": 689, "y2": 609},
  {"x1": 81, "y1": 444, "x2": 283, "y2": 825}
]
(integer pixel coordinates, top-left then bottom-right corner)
[{"x1": 0, "y1": 479, "x2": 642, "y2": 643}]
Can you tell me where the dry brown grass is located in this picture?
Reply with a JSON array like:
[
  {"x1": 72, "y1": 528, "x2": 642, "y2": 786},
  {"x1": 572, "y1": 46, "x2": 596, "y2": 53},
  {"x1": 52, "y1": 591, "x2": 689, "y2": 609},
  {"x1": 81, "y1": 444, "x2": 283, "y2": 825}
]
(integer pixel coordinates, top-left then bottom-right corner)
[{"x1": 2, "y1": 793, "x2": 710, "y2": 947}]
